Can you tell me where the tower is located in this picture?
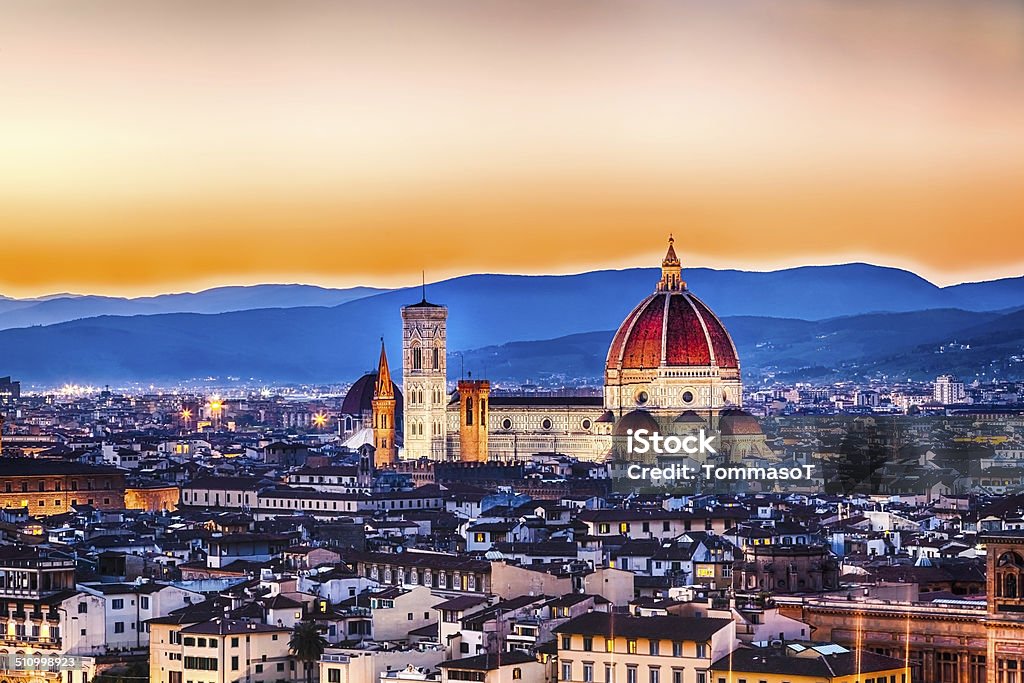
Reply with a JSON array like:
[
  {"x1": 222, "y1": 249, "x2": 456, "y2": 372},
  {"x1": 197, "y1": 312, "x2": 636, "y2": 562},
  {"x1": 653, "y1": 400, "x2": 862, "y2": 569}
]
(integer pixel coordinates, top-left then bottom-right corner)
[
  {"x1": 371, "y1": 340, "x2": 398, "y2": 468},
  {"x1": 401, "y1": 293, "x2": 448, "y2": 460},
  {"x1": 458, "y1": 378, "x2": 490, "y2": 463}
]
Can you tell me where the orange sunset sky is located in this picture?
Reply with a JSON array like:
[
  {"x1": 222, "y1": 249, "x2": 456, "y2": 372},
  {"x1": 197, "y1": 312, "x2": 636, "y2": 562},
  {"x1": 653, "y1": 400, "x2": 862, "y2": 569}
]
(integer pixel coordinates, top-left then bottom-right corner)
[{"x1": 2, "y1": 0, "x2": 1024, "y2": 298}]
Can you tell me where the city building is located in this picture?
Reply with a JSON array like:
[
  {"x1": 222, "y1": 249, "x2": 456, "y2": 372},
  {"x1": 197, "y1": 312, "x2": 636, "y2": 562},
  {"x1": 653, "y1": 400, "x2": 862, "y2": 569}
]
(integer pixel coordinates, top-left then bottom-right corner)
[
  {"x1": 553, "y1": 612, "x2": 736, "y2": 683},
  {"x1": 934, "y1": 375, "x2": 967, "y2": 405},
  {"x1": 0, "y1": 459, "x2": 126, "y2": 514}
]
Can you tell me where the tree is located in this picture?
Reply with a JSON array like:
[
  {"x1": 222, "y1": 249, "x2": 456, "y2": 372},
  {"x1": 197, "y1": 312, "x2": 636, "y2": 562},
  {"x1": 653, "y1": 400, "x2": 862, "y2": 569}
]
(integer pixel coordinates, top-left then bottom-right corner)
[{"x1": 289, "y1": 618, "x2": 328, "y2": 683}]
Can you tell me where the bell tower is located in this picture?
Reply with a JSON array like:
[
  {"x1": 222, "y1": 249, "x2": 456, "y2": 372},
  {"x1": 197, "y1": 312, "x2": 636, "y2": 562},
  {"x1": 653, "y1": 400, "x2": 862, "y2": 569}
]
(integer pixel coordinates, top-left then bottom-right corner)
[
  {"x1": 401, "y1": 289, "x2": 448, "y2": 460},
  {"x1": 371, "y1": 340, "x2": 398, "y2": 468},
  {"x1": 458, "y1": 378, "x2": 490, "y2": 463}
]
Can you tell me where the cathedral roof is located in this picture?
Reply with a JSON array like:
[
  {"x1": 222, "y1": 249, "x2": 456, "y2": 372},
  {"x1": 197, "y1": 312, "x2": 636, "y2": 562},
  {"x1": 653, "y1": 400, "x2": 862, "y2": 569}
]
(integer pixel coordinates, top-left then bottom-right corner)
[{"x1": 606, "y1": 238, "x2": 739, "y2": 373}]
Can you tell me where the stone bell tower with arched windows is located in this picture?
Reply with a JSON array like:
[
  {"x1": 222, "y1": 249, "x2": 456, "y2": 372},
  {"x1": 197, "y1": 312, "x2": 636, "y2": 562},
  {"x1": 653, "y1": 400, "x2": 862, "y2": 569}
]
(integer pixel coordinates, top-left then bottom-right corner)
[{"x1": 402, "y1": 292, "x2": 448, "y2": 460}]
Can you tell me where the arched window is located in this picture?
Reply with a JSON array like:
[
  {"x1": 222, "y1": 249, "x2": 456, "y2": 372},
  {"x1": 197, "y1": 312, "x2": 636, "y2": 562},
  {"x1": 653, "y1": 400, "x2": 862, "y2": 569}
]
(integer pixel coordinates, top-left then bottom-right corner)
[
  {"x1": 412, "y1": 344, "x2": 422, "y2": 370},
  {"x1": 433, "y1": 347, "x2": 440, "y2": 369},
  {"x1": 999, "y1": 552, "x2": 1024, "y2": 568},
  {"x1": 466, "y1": 398, "x2": 474, "y2": 426},
  {"x1": 1007, "y1": 573, "x2": 1018, "y2": 599},
  {"x1": 480, "y1": 398, "x2": 486, "y2": 423}
]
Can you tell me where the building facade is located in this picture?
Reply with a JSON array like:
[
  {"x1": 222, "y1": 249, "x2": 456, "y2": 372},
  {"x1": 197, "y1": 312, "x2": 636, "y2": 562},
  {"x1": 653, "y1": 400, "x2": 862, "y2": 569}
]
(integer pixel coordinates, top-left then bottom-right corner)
[
  {"x1": 401, "y1": 297, "x2": 449, "y2": 460},
  {"x1": 0, "y1": 459, "x2": 126, "y2": 515}
]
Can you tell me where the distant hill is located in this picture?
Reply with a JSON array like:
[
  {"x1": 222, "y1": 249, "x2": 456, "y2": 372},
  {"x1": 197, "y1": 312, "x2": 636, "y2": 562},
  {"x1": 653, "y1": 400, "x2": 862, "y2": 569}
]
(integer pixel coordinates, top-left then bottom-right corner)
[
  {"x1": 1, "y1": 263, "x2": 1024, "y2": 332},
  {"x1": 1, "y1": 263, "x2": 1023, "y2": 384},
  {"x1": 0, "y1": 297, "x2": 1018, "y2": 384},
  {"x1": 456, "y1": 308, "x2": 1021, "y2": 384},
  {"x1": 0, "y1": 284, "x2": 386, "y2": 330}
]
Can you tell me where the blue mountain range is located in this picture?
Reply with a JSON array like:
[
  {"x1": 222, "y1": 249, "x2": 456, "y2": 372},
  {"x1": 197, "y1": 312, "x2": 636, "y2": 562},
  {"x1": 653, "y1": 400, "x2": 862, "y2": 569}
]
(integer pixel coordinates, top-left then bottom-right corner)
[{"x1": 0, "y1": 264, "x2": 1021, "y2": 384}]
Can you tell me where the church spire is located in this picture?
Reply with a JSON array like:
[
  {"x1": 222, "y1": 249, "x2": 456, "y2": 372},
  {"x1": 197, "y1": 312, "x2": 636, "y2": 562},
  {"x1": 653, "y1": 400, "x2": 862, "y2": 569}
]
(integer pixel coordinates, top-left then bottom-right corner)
[
  {"x1": 374, "y1": 338, "x2": 395, "y2": 400},
  {"x1": 657, "y1": 234, "x2": 685, "y2": 292}
]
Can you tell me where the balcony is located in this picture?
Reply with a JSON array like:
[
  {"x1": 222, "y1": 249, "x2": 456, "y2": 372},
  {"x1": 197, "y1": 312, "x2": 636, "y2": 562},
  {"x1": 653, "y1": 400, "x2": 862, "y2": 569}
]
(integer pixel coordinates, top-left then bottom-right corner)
[
  {"x1": 320, "y1": 654, "x2": 351, "y2": 664},
  {"x1": 0, "y1": 635, "x2": 61, "y2": 647}
]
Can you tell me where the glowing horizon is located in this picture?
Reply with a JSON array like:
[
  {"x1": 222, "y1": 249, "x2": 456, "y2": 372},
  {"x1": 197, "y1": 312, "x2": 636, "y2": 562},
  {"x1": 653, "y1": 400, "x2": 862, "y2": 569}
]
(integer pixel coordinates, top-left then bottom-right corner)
[{"x1": 2, "y1": 1, "x2": 1023, "y2": 299}]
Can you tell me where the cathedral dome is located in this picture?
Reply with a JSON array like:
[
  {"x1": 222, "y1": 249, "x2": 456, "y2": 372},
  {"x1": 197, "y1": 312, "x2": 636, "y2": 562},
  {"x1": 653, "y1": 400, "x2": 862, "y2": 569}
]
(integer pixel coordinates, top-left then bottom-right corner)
[
  {"x1": 603, "y1": 237, "x2": 743, "y2": 415},
  {"x1": 606, "y1": 240, "x2": 738, "y2": 373}
]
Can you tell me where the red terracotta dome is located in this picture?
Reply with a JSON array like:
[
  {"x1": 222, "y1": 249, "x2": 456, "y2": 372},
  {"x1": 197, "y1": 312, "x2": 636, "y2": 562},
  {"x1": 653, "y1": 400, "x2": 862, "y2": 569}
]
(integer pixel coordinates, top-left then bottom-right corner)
[
  {"x1": 719, "y1": 408, "x2": 763, "y2": 436},
  {"x1": 606, "y1": 239, "x2": 739, "y2": 373}
]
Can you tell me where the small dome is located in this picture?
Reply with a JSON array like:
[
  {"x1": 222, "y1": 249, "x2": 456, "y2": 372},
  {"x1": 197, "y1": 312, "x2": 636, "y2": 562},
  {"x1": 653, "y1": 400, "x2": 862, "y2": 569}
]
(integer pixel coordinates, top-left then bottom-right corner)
[
  {"x1": 613, "y1": 409, "x2": 660, "y2": 436},
  {"x1": 341, "y1": 373, "x2": 403, "y2": 415},
  {"x1": 719, "y1": 409, "x2": 763, "y2": 436},
  {"x1": 595, "y1": 410, "x2": 616, "y2": 424}
]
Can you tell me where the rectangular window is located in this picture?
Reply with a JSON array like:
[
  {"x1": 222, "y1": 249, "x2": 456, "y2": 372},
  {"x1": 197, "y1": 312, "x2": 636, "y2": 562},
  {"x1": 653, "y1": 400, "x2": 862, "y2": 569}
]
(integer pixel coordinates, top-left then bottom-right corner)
[
  {"x1": 649, "y1": 640, "x2": 660, "y2": 656},
  {"x1": 649, "y1": 669, "x2": 660, "y2": 683},
  {"x1": 231, "y1": 656, "x2": 239, "y2": 671},
  {"x1": 628, "y1": 639, "x2": 638, "y2": 654},
  {"x1": 111, "y1": 599, "x2": 124, "y2": 610},
  {"x1": 328, "y1": 670, "x2": 341, "y2": 683},
  {"x1": 114, "y1": 622, "x2": 125, "y2": 634},
  {"x1": 584, "y1": 664, "x2": 594, "y2": 682},
  {"x1": 562, "y1": 636, "x2": 572, "y2": 651},
  {"x1": 562, "y1": 663, "x2": 572, "y2": 682},
  {"x1": 673, "y1": 642, "x2": 683, "y2": 657},
  {"x1": 626, "y1": 667, "x2": 638, "y2": 683},
  {"x1": 183, "y1": 657, "x2": 218, "y2": 671},
  {"x1": 583, "y1": 637, "x2": 593, "y2": 652},
  {"x1": 606, "y1": 638, "x2": 615, "y2": 653}
]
